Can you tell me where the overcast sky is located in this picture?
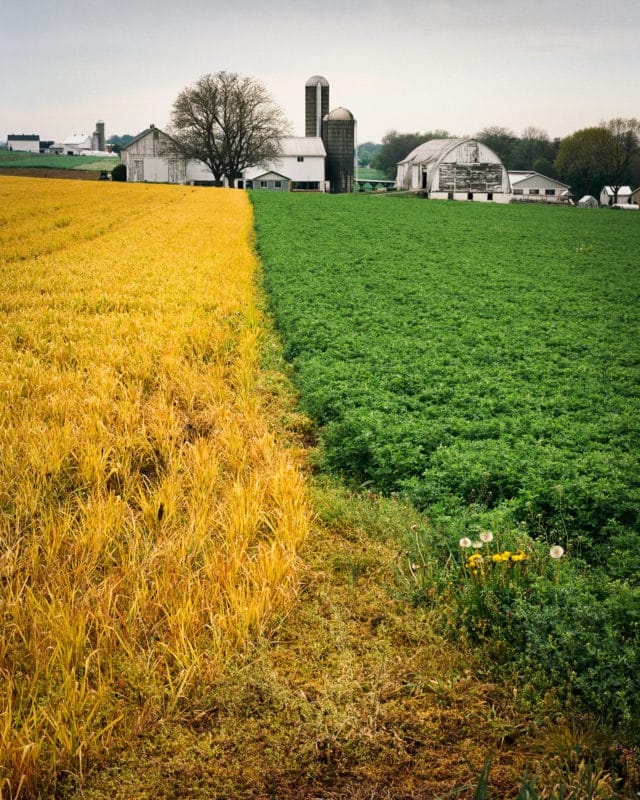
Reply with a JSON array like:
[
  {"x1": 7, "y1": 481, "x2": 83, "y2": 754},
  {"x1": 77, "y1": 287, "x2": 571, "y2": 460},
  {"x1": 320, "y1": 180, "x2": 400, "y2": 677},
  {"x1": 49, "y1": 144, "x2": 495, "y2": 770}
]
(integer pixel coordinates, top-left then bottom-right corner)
[{"x1": 1, "y1": 0, "x2": 638, "y2": 145}]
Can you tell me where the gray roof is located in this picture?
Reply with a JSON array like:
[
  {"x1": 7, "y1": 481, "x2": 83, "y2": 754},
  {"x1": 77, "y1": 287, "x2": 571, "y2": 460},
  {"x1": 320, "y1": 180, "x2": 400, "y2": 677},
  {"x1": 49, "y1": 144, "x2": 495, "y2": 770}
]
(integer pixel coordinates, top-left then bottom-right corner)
[
  {"x1": 398, "y1": 138, "x2": 467, "y2": 166},
  {"x1": 280, "y1": 136, "x2": 326, "y2": 157},
  {"x1": 8, "y1": 134, "x2": 39, "y2": 140}
]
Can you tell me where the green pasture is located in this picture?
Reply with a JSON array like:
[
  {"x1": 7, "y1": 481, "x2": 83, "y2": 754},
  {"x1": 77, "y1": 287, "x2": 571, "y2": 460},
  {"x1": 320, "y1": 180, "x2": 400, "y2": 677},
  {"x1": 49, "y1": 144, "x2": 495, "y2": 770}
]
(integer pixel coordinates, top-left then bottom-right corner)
[
  {"x1": 0, "y1": 151, "x2": 120, "y2": 170},
  {"x1": 252, "y1": 191, "x2": 640, "y2": 731}
]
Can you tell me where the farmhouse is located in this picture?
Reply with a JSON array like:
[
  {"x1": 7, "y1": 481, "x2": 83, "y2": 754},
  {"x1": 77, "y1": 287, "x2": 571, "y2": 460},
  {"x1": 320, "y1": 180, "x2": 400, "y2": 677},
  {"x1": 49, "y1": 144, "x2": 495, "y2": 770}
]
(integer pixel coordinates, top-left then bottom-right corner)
[
  {"x1": 631, "y1": 187, "x2": 640, "y2": 205},
  {"x1": 51, "y1": 122, "x2": 115, "y2": 157},
  {"x1": 600, "y1": 185, "x2": 633, "y2": 206},
  {"x1": 243, "y1": 136, "x2": 327, "y2": 191},
  {"x1": 508, "y1": 171, "x2": 571, "y2": 203},
  {"x1": 7, "y1": 134, "x2": 39, "y2": 153},
  {"x1": 395, "y1": 139, "x2": 511, "y2": 202}
]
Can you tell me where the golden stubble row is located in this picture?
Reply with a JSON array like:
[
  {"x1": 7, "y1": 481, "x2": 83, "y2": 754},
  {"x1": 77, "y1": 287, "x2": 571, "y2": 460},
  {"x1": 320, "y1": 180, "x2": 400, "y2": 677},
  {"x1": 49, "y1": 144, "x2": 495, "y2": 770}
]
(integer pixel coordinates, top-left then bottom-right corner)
[{"x1": 0, "y1": 177, "x2": 310, "y2": 796}]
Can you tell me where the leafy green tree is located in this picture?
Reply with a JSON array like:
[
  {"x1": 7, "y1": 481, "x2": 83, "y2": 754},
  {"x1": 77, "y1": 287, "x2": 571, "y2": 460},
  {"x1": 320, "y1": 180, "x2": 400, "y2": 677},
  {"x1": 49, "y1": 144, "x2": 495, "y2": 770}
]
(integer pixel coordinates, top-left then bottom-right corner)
[
  {"x1": 475, "y1": 126, "x2": 517, "y2": 167},
  {"x1": 555, "y1": 126, "x2": 608, "y2": 200},
  {"x1": 106, "y1": 134, "x2": 134, "y2": 155},
  {"x1": 371, "y1": 130, "x2": 452, "y2": 179},
  {"x1": 357, "y1": 141, "x2": 381, "y2": 167}
]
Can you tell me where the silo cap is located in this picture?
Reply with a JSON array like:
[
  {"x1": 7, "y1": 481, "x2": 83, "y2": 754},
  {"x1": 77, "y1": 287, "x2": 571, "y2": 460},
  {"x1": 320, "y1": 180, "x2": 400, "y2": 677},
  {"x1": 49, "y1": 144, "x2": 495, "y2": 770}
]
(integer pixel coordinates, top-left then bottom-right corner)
[
  {"x1": 305, "y1": 75, "x2": 329, "y2": 87},
  {"x1": 324, "y1": 107, "x2": 354, "y2": 121}
]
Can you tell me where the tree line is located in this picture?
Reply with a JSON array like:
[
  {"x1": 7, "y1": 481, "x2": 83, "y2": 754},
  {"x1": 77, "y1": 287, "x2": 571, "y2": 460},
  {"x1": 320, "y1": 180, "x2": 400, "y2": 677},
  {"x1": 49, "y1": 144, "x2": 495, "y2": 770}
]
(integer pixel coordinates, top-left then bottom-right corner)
[{"x1": 368, "y1": 120, "x2": 640, "y2": 201}]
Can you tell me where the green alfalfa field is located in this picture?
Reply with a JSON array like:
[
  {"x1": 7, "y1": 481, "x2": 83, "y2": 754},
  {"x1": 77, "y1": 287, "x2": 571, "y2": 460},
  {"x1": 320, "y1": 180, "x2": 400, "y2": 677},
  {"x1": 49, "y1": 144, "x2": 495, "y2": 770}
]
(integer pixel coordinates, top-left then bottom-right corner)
[
  {"x1": 251, "y1": 193, "x2": 640, "y2": 754},
  {"x1": 69, "y1": 193, "x2": 639, "y2": 799}
]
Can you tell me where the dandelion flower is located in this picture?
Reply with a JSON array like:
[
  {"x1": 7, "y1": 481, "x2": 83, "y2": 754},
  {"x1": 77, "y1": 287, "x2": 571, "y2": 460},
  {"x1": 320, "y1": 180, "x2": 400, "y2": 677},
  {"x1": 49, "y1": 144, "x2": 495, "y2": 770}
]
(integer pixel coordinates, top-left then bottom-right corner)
[
  {"x1": 479, "y1": 530, "x2": 494, "y2": 543},
  {"x1": 510, "y1": 552, "x2": 527, "y2": 562},
  {"x1": 550, "y1": 545, "x2": 564, "y2": 559},
  {"x1": 459, "y1": 537, "x2": 472, "y2": 548},
  {"x1": 472, "y1": 541, "x2": 483, "y2": 549}
]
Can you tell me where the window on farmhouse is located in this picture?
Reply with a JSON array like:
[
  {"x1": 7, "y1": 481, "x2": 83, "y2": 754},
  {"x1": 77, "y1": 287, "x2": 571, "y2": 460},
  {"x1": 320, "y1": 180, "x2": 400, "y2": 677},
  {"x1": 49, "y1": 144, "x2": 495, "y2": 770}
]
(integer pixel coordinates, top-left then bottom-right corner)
[
  {"x1": 260, "y1": 181, "x2": 267, "y2": 188},
  {"x1": 297, "y1": 156, "x2": 304, "y2": 162},
  {"x1": 545, "y1": 189, "x2": 555, "y2": 196},
  {"x1": 514, "y1": 188, "x2": 524, "y2": 194},
  {"x1": 529, "y1": 189, "x2": 540, "y2": 195},
  {"x1": 275, "y1": 181, "x2": 282, "y2": 188}
]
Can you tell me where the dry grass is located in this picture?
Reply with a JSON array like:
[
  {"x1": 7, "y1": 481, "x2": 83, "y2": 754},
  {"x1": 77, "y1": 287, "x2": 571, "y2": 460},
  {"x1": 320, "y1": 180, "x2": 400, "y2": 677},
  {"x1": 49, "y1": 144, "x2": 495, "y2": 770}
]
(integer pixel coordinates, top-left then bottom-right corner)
[{"x1": 0, "y1": 177, "x2": 310, "y2": 797}]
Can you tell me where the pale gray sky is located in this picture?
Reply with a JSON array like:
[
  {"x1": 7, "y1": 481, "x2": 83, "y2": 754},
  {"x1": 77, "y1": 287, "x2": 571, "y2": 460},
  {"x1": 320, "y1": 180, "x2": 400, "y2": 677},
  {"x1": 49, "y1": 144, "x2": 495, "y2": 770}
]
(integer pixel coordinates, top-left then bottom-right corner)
[{"x1": 1, "y1": 0, "x2": 638, "y2": 144}]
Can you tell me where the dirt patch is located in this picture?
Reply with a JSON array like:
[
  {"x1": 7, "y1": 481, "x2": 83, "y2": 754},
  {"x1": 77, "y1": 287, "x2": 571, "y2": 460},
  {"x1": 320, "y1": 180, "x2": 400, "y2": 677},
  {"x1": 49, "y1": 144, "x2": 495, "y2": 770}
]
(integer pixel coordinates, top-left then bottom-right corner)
[{"x1": 0, "y1": 167, "x2": 103, "y2": 180}]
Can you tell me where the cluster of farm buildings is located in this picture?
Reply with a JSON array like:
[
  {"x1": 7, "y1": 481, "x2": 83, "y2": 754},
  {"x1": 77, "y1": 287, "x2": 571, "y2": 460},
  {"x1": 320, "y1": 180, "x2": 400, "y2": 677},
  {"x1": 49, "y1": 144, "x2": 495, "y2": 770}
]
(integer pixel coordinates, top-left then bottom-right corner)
[
  {"x1": 6, "y1": 121, "x2": 117, "y2": 158},
  {"x1": 6, "y1": 76, "x2": 639, "y2": 207}
]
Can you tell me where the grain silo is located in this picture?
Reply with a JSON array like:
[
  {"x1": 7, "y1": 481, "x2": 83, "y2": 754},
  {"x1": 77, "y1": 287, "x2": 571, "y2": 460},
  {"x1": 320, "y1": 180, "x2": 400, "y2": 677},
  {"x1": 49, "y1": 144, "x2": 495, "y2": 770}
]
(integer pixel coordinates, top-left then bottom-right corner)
[
  {"x1": 305, "y1": 75, "x2": 329, "y2": 138},
  {"x1": 92, "y1": 121, "x2": 106, "y2": 151},
  {"x1": 322, "y1": 107, "x2": 355, "y2": 194}
]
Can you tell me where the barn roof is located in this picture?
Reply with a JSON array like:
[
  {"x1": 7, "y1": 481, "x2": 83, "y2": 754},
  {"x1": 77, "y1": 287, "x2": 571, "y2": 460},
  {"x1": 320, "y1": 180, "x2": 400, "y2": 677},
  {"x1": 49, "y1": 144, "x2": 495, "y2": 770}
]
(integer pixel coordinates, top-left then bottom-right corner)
[
  {"x1": 280, "y1": 136, "x2": 326, "y2": 157},
  {"x1": 121, "y1": 125, "x2": 177, "y2": 150},
  {"x1": 8, "y1": 134, "x2": 39, "y2": 141},
  {"x1": 509, "y1": 171, "x2": 570, "y2": 189},
  {"x1": 602, "y1": 185, "x2": 633, "y2": 196},
  {"x1": 62, "y1": 133, "x2": 91, "y2": 145},
  {"x1": 398, "y1": 138, "x2": 467, "y2": 166}
]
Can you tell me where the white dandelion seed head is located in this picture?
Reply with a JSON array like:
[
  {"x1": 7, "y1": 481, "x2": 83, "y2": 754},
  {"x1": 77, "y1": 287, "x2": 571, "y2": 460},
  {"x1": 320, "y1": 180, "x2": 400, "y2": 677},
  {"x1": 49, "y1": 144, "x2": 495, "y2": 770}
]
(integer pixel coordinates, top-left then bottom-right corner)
[
  {"x1": 550, "y1": 545, "x2": 565, "y2": 559},
  {"x1": 479, "y1": 530, "x2": 494, "y2": 543},
  {"x1": 459, "y1": 537, "x2": 472, "y2": 549},
  {"x1": 472, "y1": 541, "x2": 483, "y2": 549}
]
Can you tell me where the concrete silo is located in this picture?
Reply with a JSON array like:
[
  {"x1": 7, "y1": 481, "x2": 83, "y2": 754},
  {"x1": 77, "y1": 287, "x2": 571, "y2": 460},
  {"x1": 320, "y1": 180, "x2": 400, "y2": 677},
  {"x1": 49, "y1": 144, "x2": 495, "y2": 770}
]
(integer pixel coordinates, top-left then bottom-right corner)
[
  {"x1": 322, "y1": 107, "x2": 356, "y2": 194},
  {"x1": 92, "y1": 121, "x2": 106, "y2": 151},
  {"x1": 305, "y1": 75, "x2": 329, "y2": 138}
]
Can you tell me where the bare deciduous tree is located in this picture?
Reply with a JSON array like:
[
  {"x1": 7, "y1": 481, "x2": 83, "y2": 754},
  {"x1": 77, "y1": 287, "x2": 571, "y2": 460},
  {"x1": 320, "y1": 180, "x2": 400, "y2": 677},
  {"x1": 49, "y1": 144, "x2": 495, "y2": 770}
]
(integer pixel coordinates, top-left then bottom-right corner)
[{"x1": 171, "y1": 71, "x2": 290, "y2": 186}]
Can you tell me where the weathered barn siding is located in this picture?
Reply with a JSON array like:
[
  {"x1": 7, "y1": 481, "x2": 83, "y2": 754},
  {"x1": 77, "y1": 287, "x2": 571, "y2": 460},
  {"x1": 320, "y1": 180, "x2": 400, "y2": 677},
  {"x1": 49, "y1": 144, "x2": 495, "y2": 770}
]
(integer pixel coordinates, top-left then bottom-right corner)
[{"x1": 396, "y1": 139, "x2": 511, "y2": 202}]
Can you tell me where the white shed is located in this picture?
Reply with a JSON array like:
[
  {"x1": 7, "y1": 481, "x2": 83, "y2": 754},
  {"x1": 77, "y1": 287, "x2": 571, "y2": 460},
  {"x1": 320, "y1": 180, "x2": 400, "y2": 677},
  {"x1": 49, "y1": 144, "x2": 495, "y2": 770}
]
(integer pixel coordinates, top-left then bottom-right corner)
[
  {"x1": 509, "y1": 171, "x2": 571, "y2": 203},
  {"x1": 600, "y1": 185, "x2": 633, "y2": 206},
  {"x1": 396, "y1": 138, "x2": 511, "y2": 202},
  {"x1": 578, "y1": 195, "x2": 599, "y2": 208}
]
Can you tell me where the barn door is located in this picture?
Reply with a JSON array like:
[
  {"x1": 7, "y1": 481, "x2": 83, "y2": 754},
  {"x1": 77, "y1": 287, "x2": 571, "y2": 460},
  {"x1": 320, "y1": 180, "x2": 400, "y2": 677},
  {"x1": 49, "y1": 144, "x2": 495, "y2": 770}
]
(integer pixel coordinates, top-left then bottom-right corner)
[
  {"x1": 131, "y1": 159, "x2": 144, "y2": 182},
  {"x1": 168, "y1": 158, "x2": 185, "y2": 184}
]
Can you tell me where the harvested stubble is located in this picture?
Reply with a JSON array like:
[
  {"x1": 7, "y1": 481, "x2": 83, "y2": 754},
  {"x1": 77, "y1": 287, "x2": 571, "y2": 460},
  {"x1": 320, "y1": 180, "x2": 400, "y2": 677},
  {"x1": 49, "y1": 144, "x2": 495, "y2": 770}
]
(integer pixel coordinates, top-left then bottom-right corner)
[{"x1": 0, "y1": 177, "x2": 310, "y2": 796}]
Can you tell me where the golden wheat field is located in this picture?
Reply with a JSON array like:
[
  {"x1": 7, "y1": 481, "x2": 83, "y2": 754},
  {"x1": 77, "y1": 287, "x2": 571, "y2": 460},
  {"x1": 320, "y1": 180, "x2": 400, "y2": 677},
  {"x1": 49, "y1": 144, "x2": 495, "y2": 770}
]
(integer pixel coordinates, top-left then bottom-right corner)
[{"x1": 0, "y1": 177, "x2": 310, "y2": 797}]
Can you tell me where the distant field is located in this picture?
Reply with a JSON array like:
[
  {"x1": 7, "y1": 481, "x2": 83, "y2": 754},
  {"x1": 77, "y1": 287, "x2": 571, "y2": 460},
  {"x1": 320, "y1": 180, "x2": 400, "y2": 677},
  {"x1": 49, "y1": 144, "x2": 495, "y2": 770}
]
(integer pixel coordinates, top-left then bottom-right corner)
[
  {"x1": 0, "y1": 151, "x2": 120, "y2": 170},
  {"x1": 356, "y1": 167, "x2": 389, "y2": 181}
]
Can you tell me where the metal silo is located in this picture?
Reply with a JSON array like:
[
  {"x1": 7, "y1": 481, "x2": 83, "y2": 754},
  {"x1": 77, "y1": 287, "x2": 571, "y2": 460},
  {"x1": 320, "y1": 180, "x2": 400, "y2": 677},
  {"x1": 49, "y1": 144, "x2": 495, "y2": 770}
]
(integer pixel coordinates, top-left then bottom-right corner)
[
  {"x1": 322, "y1": 107, "x2": 355, "y2": 194},
  {"x1": 305, "y1": 75, "x2": 329, "y2": 138}
]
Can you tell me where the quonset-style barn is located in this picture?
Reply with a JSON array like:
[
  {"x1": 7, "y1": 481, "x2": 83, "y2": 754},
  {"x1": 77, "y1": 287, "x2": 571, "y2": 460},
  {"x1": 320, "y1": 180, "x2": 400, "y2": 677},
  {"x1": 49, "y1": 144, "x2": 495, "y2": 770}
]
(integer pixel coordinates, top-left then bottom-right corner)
[{"x1": 396, "y1": 138, "x2": 511, "y2": 201}]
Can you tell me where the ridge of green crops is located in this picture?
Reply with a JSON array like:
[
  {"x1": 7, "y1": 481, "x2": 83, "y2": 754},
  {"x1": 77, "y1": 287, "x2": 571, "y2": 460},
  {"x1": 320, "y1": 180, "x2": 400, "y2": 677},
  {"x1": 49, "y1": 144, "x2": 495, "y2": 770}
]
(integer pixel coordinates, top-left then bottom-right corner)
[{"x1": 251, "y1": 193, "x2": 639, "y2": 572}]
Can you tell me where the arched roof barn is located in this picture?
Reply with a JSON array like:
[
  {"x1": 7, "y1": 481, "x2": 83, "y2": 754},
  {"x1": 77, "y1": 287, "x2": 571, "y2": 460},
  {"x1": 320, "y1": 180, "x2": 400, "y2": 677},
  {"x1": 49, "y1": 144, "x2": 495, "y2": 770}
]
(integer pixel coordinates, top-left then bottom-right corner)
[{"x1": 396, "y1": 138, "x2": 511, "y2": 202}]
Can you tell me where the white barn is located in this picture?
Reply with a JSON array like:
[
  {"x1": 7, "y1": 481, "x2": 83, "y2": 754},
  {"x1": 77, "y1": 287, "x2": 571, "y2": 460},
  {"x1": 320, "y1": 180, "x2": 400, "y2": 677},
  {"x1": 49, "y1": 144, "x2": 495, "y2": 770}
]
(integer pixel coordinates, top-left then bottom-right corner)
[
  {"x1": 396, "y1": 138, "x2": 511, "y2": 202},
  {"x1": 243, "y1": 137, "x2": 327, "y2": 191},
  {"x1": 7, "y1": 134, "x2": 39, "y2": 153},
  {"x1": 122, "y1": 127, "x2": 328, "y2": 190},
  {"x1": 509, "y1": 171, "x2": 571, "y2": 203}
]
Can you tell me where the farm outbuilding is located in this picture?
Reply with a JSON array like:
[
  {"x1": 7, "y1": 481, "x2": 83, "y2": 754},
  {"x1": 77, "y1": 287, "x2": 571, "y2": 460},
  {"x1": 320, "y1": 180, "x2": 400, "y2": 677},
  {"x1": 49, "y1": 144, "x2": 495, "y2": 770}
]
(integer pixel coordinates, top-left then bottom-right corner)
[
  {"x1": 7, "y1": 134, "x2": 39, "y2": 153},
  {"x1": 578, "y1": 195, "x2": 599, "y2": 208},
  {"x1": 600, "y1": 185, "x2": 633, "y2": 206},
  {"x1": 396, "y1": 139, "x2": 511, "y2": 201},
  {"x1": 243, "y1": 136, "x2": 327, "y2": 191},
  {"x1": 509, "y1": 171, "x2": 571, "y2": 203}
]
